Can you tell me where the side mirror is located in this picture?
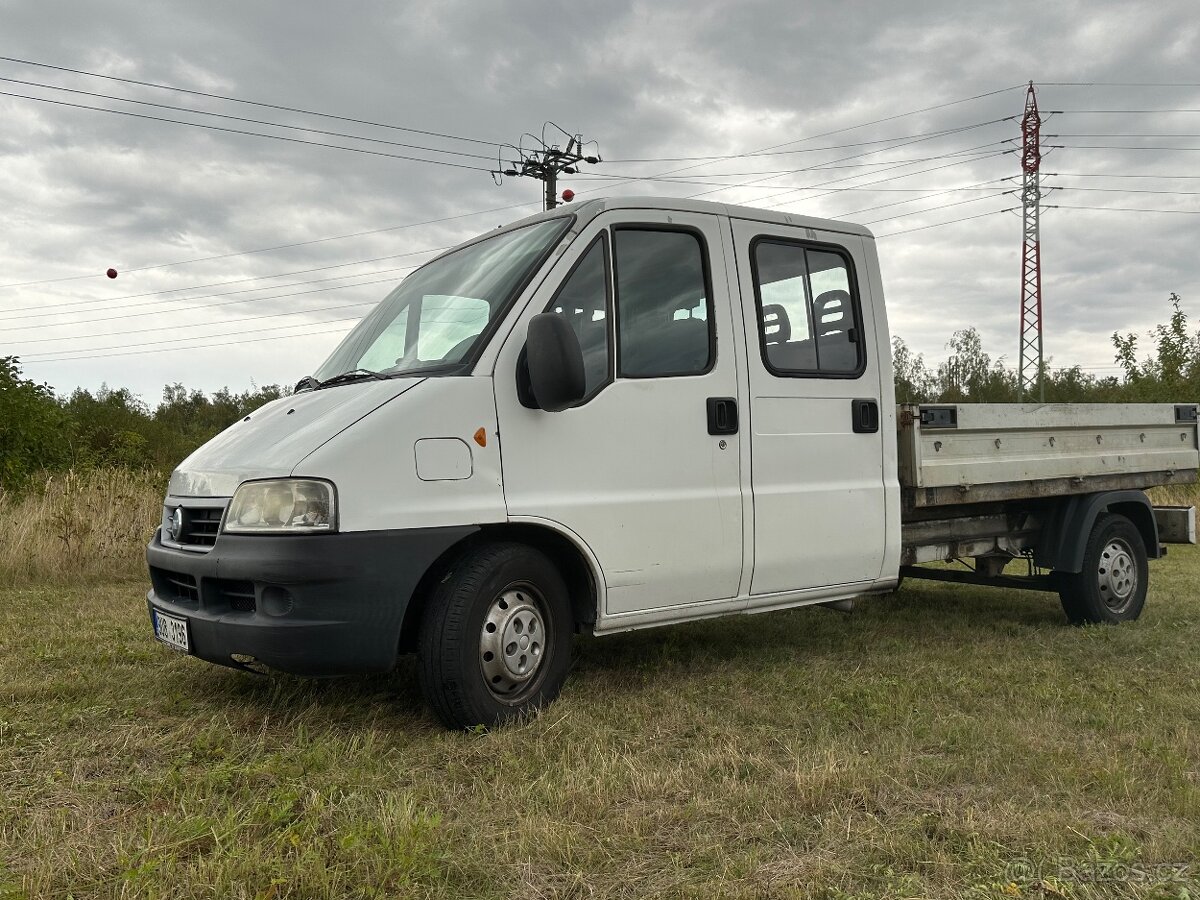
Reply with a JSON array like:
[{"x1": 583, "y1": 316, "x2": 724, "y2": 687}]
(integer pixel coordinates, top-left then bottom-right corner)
[{"x1": 525, "y1": 313, "x2": 586, "y2": 411}]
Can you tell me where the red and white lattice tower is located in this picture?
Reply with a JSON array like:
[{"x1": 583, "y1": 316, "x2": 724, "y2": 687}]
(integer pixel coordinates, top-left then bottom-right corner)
[{"x1": 1017, "y1": 81, "x2": 1044, "y2": 402}]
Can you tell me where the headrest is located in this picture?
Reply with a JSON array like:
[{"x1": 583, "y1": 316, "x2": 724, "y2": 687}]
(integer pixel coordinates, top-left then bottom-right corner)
[{"x1": 761, "y1": 303, "x2": 791, "y2": 344}]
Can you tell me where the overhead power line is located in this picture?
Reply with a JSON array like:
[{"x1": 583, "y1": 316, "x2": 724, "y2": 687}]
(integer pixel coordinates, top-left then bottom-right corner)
[
  {"x1": 574, "y1": 85, "x2": 1022, "y2": 198},
  {"x1": 1052, "y1": 108, "x2": 1200, "y2": 114},
  {"x1": 685, "y1": 122, "x2": 1013, "y2": 203},
  {"x1": 748, "y1": 85, "x2": 1024, "y2": 154},
  {"x1": 1046, "y1": 185, "x2": 1200, "y2": 196},
  {"x1": 1047, "y1": 133, "x2": 1200, "y2": 138},
  {"x1": 1046, "y1": 203, "x2": 1200, "y2": 214},
  {"x1": 835, "y1": 178, "x2": 1011, "y2": 217},
  {"x1": 0, "y1": 55, "x2": 501, "y2": 145},
  {"x1": 0, "y1": 243, "x2": 452, "y2": 319},
  {"x1": 1050, "y1": 143, "x2": 1200, "y2": 151},
  {"x1": 876, "y1": 206, "x2": 1018, "y2": 238},
  {"x1": 22, "y1": 320, "x2": 358, "y2": 364},
  {"x1": 600, "y1": 121, "x2": 1014, "y2": 162},
  {"x1": 0, "y1": 89, "x2": 497, "y2": 171},
  {"x1": 1044, "y1": 171, "x2": 1200, "y2": 179},
  {"x1": 3, "y1": 86, "x2": 1022, "y2": 292},
  {"x1": 1039, "y1": 81, "x2": 1200, "y2": 87},
  {"x1": 857, "y1": 189, "x2": 1016, "y2": 225},
  {"x1": 754, "y1": 145, "x2": 1013, "y2": 210},
  {"x1": 573, "y1": 149, "x2": 1003, "y2": 188},
  {"x1": 0, "y1": 202, "x2": 535, "y2": 290},
  {"x1": 3, "y1": 273, "x2": 404, "y2": 331},
  {"x1": 13, "y1": 300, "x2": 376, "y2": 346},
  {"x1": 0, "y1": 75, "x2": 497, "y2": 160}
]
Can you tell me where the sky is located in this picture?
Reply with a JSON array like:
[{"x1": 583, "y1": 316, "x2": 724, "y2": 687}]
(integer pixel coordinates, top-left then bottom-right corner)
[{"x1": 1, "y1": 0, "x2": 1198, "y2": 404}]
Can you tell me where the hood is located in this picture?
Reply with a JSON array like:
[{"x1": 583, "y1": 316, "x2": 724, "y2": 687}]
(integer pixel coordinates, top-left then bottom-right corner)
[{"x1": 168, "y1": 378, "x2": 425, "y2": 497}]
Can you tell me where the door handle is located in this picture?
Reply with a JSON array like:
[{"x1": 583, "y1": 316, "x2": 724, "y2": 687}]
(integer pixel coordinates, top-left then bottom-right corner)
[
  {"x1": 852, "y1": 398, "x2": 880, "y2": 434},
  {"x1": 707, "y1": 397, "x2": 738, "y2": 435}
]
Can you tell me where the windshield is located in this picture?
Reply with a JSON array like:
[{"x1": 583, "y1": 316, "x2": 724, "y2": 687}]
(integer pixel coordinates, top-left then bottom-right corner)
[{"x1": 313, "y1": 216, "x2": 571, "y2": 383}]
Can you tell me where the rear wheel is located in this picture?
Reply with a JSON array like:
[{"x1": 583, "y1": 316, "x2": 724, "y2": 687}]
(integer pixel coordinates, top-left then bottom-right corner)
[
  {"x1": 1058, "y1": 514, "x2": 1148, "y2": 625},
  {"x1": 417, "y1": 541, "x2": 573, "y2": 729}
]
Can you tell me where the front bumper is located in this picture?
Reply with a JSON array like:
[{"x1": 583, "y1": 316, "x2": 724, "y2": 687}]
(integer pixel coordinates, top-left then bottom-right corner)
[{"x1": 145, "y1": 525, "x2": 477, "y2": 675}]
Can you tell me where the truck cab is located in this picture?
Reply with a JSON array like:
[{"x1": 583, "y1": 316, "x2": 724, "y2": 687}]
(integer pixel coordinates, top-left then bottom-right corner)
[{"x1": 146, "y1": 197, "x2": 1196, "y2": 729}]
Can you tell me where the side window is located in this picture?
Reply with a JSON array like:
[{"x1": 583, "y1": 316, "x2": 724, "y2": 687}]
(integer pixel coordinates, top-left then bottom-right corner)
[
  {"x1": 614, "y1": 229, "x2": 712, "y2": 378},
  {"x1": 753, "y1": 240, "x2": 862, "y2": 376},
  {"x1": 545, "y1": 235, "x2": 611, "y2": 397}
]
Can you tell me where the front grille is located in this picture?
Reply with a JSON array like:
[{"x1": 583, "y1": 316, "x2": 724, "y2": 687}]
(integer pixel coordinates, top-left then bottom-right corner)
[
  {"x1": 213, "y1": 579, "x2": 256, "y2": 613},
  {"x1": 181, "y1": 507, "x2": 223, "y2": 547},
  {"x1": 151, "y1": 568, "x2": 199, "y2": 604},
  {"x1": 162, "y1": 502, "x2": 227, "y2": 550}
]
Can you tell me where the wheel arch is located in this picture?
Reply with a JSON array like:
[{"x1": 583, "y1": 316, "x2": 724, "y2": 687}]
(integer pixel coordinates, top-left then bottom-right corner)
[
  {"x1": 1035, "y1": 490, "x2": 1161, "y2": 573},
  {"x1": 397, "y1": 519, "x2": 603, "y2": 652}
]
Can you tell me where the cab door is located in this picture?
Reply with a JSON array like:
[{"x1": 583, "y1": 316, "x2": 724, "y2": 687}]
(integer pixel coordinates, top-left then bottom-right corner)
[
  {"x1": 729, "y1": 219, "x2": 887, "y2": 596},
  {"x1": 494, "y1": 209, "x2": 744, "y2": 617}
]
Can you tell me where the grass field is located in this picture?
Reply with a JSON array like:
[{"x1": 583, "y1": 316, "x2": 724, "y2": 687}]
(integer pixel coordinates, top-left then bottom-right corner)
[{"x1": 2, "y1": 543, "x2": 1199, "y2": 898}]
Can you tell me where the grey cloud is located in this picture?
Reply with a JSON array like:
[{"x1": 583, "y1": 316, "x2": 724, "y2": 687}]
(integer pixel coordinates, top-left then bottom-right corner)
[{"x1": 0, "y1": 0, "x2": 1197, "y2": 398}]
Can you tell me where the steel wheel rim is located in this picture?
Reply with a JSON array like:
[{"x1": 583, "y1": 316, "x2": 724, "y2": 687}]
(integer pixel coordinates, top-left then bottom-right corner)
[
  {"x1": 479, "y1": 584, "x2": 548, "y2": 702},
  {"x1": 1097, "y1": 538, "x2": 1138, "y2": 612}
]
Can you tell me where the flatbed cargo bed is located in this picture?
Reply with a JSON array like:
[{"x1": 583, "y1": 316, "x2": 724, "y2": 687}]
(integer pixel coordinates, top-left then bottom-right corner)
[{"x1": 898, "y1": 403, "x2": 1200, "y2": 513}]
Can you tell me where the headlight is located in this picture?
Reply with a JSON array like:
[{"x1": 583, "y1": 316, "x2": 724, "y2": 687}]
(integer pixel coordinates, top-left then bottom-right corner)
[{"x1": 223, "y1": 479, "x2": 336, "y2": 534}]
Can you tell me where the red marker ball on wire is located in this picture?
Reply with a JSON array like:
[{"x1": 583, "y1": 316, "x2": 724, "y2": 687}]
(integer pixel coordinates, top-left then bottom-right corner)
[
  {"x1": 561, "y1": 189, "x2": 575, "y2": 203},
  {"x1": 106, "y1": 268, "x2": 118, "y2": 279}
]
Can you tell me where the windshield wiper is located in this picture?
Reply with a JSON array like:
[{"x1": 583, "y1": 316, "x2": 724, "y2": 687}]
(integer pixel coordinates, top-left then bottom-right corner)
[
  {"x1": 384, "y1": 362, "x2": 468, "y2": 378},
  {"x1": 294, "y1": 374, "x2": 322, "y2": 392},
  {"x1": 316, "y1": 368, "x2": 387, "y2": 389}
]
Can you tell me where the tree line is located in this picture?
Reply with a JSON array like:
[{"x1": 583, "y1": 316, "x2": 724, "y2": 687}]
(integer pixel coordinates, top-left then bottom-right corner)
[
  {"x1": 896, "y1": 293, "x2": 1198, "y2": 404},
  {"x1": 1, "y1": 359, "x2": 285, "y2": 490},
  {"x1": 2, "y1": 294, "x2": 1196, "y2": 492}
]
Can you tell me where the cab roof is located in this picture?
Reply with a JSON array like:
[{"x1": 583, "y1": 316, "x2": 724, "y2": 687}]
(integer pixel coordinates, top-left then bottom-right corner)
[{"x1": 505, "y1": 195, "x2": 875, "y2": 239}]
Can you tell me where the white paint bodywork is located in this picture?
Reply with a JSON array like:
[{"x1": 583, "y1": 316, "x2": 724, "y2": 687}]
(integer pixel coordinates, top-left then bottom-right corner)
[
  {"x1": 727, "y1": 219, "x2": 889, "y2": 599},
  {"x1": 295, "y1": 378, "x2": 506, "y2": 532},
  {"x1": 493, "y1": 208, "x2": 746, "y2": 617},
  {"x1": 167, "y1": 378, "x2": 424, "y2": 497},
  {"x1": 162, "y1": 196, "x2": 1196, "y2": 641}
]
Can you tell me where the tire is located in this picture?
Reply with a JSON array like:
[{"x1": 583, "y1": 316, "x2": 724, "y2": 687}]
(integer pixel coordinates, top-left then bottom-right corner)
[
  {"x1": 1058, "y1": 513, "x2": 1148, "y2": 625},
  {"x1": 417, "y1": 541, "x2": 573, "y2": 729}
]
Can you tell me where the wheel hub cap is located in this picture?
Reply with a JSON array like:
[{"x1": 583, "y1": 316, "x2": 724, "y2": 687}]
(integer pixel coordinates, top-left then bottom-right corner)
[
  {"x1": 480, "y1": 588, "x2": 546, "y2": 698},
  {"x1": 1097, "y1": 538, "x2": 1137, "y2": 612}
]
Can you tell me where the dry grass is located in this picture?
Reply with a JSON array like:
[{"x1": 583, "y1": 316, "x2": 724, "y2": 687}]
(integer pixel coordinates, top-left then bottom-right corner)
[
  {"x1": 0, "y1": 469, "x2": 164, "y2": 587},
  {"x1": 2, "y1": 548, "x2": 1199, "y2": 898},
  {"x1": 0, "y1": 472, "x2": 1191, "y2": 590},
  {"x1": 1148, "y1": 481, "x2": 1200, "y2": 512}
]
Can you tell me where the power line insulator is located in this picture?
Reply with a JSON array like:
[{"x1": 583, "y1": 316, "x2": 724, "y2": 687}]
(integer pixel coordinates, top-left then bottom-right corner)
[{"x1": 500, "y1": 127, "x2": 600, "y2": 209}]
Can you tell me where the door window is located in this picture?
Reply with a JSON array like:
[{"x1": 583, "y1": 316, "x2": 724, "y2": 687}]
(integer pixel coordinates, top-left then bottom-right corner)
[
  {"x1": 544, "y1": 235, "x2": 611, "y2": 397},
  {"x1": 752, "y1": 240, "x2": 863, "y2": 376},
  {"x1": 614, "y1": 229, "x2": 713, "y2": 377}
]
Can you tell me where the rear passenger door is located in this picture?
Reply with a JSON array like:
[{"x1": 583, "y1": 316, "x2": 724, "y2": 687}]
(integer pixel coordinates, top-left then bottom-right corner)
[{"x1": 730, "y1": 219, "x2": 887, "y2": 596}]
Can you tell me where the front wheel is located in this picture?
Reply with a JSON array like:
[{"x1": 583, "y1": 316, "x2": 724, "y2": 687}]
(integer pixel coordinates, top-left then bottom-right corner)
[
  {"x1": 1058, "y1": 513, "x2": 1148, "y2": 625},
  {"x1": 417, "y1": 541, "x2": 573, "y2": 729}
]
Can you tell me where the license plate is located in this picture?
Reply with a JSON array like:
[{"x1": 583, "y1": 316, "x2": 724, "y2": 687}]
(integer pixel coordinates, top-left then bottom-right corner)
[{"x1": 152, "y1": 609, "x2": 190, "y2": 652}]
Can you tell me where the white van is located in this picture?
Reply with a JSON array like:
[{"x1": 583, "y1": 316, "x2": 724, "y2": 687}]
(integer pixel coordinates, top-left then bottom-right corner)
[{"x1": 147, "y1": 197, "x2": 1199, "y2": 729}]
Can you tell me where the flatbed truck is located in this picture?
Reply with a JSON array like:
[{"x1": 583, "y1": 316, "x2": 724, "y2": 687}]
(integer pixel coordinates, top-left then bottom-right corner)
[{"x1": 145, "y1": 197, "x2": 1199, "y2": 728}]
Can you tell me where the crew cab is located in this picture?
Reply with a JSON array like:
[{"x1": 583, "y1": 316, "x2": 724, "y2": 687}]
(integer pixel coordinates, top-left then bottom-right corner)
[{"x1": 146, "y1": 197, "x2": 1199, "y2": 729}]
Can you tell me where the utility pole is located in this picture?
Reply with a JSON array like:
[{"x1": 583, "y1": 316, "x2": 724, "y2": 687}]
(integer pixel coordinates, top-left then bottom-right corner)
[
  {"x1": 497, "y1": 125, "x2": 601, "y2": 210},
  {"x1": 1017, "y1": 81, "x2": 1045, "y2": 402}
]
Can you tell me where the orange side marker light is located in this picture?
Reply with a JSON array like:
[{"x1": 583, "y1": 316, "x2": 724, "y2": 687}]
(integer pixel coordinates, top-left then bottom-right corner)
[{"x1": 473, "y1": 427, "x2": 487, "y2": 448}]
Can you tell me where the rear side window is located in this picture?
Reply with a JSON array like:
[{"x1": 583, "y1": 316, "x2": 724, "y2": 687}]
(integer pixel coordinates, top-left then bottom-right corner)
[
  {"x1": 752, "y1": 239, "x2": 863, "y2": 376},
  {"x1": 614, "y1": 229, "x2": 713, "y2": 378}
]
